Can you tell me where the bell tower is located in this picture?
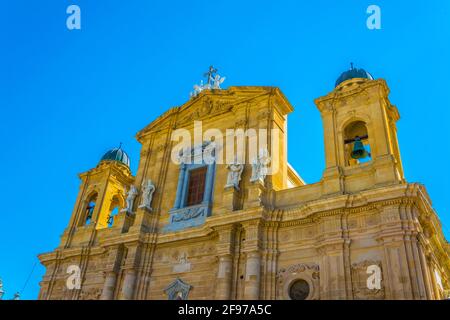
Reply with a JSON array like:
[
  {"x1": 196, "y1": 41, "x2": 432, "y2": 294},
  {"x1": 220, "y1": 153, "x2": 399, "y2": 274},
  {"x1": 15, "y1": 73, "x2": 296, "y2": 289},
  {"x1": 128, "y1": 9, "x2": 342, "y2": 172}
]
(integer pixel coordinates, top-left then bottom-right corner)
[
  {"x1": 315, "y1": 66, "x2": 405, "y2": 195},
  {"x1": 61, "y1": 146, "x2": 134, "y2": 248}
]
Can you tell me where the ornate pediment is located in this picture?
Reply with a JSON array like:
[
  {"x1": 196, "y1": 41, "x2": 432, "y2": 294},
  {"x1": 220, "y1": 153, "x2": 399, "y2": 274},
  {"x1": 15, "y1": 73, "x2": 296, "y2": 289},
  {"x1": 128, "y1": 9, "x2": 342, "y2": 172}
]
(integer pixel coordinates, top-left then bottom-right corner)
[
  {"x1": 136, "y1": 86, "x2": 292, "y2": 141},
  {"x1": 179, "y1": 96, "x2": 233, "y2": 124}
]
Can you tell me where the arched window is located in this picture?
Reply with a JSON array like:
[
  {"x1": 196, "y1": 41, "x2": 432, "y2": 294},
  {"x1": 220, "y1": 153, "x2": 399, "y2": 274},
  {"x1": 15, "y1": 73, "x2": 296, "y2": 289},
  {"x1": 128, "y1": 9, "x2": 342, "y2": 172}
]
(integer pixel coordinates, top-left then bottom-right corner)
[
  {"x1": 84, "y1": 194, "x2": 97, "y2": 226},
  {"x1": 107, "y1": 196, "x2": 121, "y2": 228},
  {"x1": 107, "y1": 207, "x2": 119, "y2": 228},
  {"x1": 344, "y1": 121, "x2": 372, "y2": 166}
]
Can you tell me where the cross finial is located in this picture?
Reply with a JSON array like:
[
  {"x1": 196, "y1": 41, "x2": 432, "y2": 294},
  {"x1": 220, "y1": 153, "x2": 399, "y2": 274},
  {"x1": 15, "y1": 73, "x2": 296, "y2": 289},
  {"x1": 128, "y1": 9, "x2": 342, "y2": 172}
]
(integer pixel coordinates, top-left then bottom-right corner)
[
  {"x1": 350, "y1": 62, "x2": 354, "y2": 70},
  {"x1": 204, "y1": 65, "x2": 218, "y2": 85},
  {"x1": 118, "y1": 142, "x2": 123, "y2": 149}
]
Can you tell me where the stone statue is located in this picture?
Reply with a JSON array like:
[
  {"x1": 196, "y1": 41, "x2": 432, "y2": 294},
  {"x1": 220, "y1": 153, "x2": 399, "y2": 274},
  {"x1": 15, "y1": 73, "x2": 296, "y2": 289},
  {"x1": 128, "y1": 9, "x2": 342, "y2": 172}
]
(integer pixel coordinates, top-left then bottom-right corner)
[
  {"x1": 225, "y1": 158, "x2": 244, "y2": 190},
  {"x1": 0, "y1": 278, "x2": 4, "y2": 300},
  {"x1": 190, "y1": 66, "x2": 225, "y2": 98},
  {"x1": 250, "y1": 148, "x2": 271, "y2": 183},
  {"x1": 139, "y1": 179, "x2": 156, "y2": 211},
  {"x1": 122, "y1": 185, "x2": 138, "y2": 214},
  {"x1": 212, "y1": 74, "x2": 226, "y2": 89}
]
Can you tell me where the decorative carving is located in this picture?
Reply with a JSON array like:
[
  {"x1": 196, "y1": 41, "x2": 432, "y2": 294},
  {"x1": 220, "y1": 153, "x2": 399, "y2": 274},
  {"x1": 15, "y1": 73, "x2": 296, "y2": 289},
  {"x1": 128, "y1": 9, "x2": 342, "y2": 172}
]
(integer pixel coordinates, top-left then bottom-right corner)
[
  {"x1": 79, "y1": 287, "x2": 102, "y2": 300},
  {"x1": 225, "y1": 157, "x2": 244, "y2": 190},
  {"x1": 250, "y1": 148, "x2": 271, "y2": 183},
  {"x1": 257, "y1": 110, "x2": 271, "y2": 121},
  {"x1": 234, "y1": 118, "x2": 248, "y2": 128},
  {"x1": 121, "y1": 185, "x2": 138, "y2": 214},
  {"x1": 139, "y1": 179, "x2": 156, "y2": 211},
  {"x1": 277, "y1": 263, "x2": 320, "y2": 300},
  {"x1": 183, "y1": 98, "x2": 232, "y2": 122},
  {"x1": 177, "y1": 141, "x2": 216, "y2": 165},
  {"x1": 351, "y1": 260, "x2": 385, "y2": 300},
  {"x1": 156, "y1": 143, "x2": 168, "y2": 152},
  {"x1": 164, "y1": 278, "x2": 192, "y2": 300},
  {"x1": 277, "y1": 263, "x2": 320, "y2": 278},
  {"x1": 172, "y1": 207, "x2": 206, "y2": 222},
  {"x1": 173, "y1": 252, "x2": 191, "y2": 273}
]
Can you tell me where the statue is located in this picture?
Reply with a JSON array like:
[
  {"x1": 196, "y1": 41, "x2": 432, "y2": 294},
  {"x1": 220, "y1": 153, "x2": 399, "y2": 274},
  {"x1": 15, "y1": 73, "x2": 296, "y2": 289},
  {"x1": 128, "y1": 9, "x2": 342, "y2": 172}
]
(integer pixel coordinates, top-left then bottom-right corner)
[
  {"x1": 250, "y1": 148, "x2": 271, "y2": 183},
  {"x1": 0, "y1": 278, "x2": 4, "y2": 300},
  {"x1": 12, "y1": 292, "x2": 20, "y2": 300},
  {"x1": 122, "y1": 185, "x2": 138, "y2": 214},
  {"x1": 190, "y1": 66, "x2": 226, "y2": 98},
  {"x1": 225, "y1": 157, "x2": 244, "y2": 190},
  {"x1": 193, "y1": 81, "x2": 205, "y2": 96},
  {"x1": 139, "y1": 179, "x2": 156, "y2": 211},
  {"x1": 212, "y1": 74, "x2": 226, "y2": 89}
]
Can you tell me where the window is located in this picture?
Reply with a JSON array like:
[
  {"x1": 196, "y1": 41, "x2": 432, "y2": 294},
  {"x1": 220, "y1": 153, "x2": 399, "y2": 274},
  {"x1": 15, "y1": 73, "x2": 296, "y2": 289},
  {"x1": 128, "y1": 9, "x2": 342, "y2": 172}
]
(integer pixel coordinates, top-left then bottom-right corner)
[
  {"x1": 107, "y1": 207, "x2": 119, "y2": 228},
  {"x1": 186, "y1": 167, "x2": 207, "y2": 206},
  {"x1": 289, "y1": 279, "x2": 310, "y2": 300},
  {"x1": 85, "y1": 194, "x2": 97, "y2": 225}
]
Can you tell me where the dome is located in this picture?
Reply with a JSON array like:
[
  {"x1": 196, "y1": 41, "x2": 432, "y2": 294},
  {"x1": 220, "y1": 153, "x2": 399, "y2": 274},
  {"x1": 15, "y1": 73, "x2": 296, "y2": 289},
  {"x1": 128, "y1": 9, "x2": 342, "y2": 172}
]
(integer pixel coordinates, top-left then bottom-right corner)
[
  {"x1": 100, "y1": 146, "x2": 130, "y2": 167},
  {"x1": 335, "y1": 65, "x2": 373, "y2": 87}
]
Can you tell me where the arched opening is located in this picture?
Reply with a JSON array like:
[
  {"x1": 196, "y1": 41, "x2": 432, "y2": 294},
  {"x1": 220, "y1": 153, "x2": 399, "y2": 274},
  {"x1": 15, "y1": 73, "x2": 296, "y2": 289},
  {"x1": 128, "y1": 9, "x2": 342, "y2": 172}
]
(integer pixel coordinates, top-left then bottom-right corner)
[
  {"x1": 344, "y1": 121, "x2": 372, "y2": 166},
  {"x1": 84, "y1": 193, "x2": 98, "y2": 226},
  {"x1": 107, "y1": 196, "x2": 121, "y2": 228}
]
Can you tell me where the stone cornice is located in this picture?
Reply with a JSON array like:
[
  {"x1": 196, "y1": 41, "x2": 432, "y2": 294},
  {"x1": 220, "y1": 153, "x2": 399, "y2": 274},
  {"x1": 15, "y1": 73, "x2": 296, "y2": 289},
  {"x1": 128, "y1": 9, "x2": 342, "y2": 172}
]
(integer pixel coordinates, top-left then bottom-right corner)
[
  {"x1": 315, "y1": 79, "x2": 389, "y2": 107},
  {"x1": 79, "y1": 160, "x2": 133, "y2": 181}
]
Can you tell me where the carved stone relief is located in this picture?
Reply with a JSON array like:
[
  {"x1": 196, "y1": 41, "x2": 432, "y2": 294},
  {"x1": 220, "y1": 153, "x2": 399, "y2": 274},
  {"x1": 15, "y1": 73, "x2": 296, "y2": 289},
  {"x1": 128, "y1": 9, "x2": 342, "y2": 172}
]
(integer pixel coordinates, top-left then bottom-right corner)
[{"x1": 276, "y1": 263, "x2": 320, "y2": 300}]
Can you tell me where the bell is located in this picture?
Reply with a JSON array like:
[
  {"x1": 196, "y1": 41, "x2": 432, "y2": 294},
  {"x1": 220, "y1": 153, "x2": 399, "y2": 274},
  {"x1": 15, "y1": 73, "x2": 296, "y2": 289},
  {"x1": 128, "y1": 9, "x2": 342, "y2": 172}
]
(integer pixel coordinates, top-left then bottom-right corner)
[{"x1": 351, "y1": 138, "x2": 369, "y2": 159}]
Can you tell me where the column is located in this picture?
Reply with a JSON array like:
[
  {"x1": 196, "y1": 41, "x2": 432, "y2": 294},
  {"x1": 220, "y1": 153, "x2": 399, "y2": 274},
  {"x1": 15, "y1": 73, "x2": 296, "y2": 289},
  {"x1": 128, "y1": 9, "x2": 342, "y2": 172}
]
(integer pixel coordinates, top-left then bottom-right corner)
[
  {"x1": 215, "y1": 255, "x2": 233, "y2": 300},
  {"x1": 242, "y1": 221, "x2": 262, "y2": 300},
  {"x1": 243, "y1": 251, "x2": 261, "y2": 300},
  {"x1": 120, "y1": 269, "x2": 137, "y2": 300},
  {"x1": 214, "y1": 225, "x2": 236, "y2": 300},
  {"x1": 417, "y1": 239, "x2": 434, "y2": 299},
  {"x1": 100, "y1": 271, "x2": 117, "y2": 300}
]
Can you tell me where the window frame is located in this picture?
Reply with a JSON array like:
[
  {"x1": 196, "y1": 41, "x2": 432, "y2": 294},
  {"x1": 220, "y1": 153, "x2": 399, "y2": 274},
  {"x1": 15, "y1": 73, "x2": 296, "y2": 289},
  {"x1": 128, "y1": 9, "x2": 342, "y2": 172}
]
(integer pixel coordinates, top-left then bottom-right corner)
[{"x1": 185, "y1": 166, "x2": 208, "y2": 207}]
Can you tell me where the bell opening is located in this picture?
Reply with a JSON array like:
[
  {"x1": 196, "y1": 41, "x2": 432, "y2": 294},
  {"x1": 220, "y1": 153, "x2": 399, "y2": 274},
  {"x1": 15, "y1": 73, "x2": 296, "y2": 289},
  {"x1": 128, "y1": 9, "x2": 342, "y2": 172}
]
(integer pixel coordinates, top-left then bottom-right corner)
[{"x1": 344, "y1": 121, "x2": 372, "y2": 166}]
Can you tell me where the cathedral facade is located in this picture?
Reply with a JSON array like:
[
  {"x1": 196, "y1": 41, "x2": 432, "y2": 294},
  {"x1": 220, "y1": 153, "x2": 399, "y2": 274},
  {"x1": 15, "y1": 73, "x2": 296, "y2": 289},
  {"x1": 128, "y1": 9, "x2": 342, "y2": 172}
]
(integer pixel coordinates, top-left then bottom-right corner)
[{"x1": 38, "y1": 68, "x2": 450, "y2": 300}]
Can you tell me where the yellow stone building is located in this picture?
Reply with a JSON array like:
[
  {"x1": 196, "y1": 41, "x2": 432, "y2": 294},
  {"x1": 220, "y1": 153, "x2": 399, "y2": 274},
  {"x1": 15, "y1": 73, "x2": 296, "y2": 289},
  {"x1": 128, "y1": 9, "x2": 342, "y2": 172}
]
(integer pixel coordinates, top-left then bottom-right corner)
[{"x1": 38, "y1": 67, "x2": 450, "y2": 300}]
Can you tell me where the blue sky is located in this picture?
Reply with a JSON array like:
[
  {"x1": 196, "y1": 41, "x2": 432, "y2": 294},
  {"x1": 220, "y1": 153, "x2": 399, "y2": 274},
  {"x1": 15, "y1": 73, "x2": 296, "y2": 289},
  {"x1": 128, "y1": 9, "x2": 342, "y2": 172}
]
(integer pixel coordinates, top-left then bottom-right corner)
[{"x1": 1, "y1": 0, "x2": 450, "y2": 300}]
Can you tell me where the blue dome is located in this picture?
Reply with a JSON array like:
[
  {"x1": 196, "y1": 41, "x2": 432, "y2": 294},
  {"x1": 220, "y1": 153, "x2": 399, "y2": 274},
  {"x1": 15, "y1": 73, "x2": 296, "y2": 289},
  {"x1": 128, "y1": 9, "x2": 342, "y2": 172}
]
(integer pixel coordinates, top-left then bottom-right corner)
[
  {"x1": 335, "y1": 66, "x2": 373, "y2": 87},
  {"x1": 100, "y1": 147, "x2": 130, "y2": 167}
]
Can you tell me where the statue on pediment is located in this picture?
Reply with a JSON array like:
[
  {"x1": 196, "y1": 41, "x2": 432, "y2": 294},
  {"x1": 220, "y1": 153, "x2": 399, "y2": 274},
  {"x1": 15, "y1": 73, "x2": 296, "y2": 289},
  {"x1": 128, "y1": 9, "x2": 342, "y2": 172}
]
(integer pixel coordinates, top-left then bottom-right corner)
[{"x1": 190, "y1": 66, "x2": 226, "y2": 98}]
